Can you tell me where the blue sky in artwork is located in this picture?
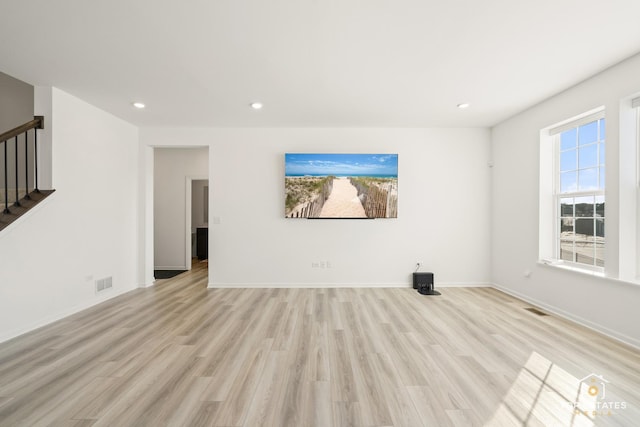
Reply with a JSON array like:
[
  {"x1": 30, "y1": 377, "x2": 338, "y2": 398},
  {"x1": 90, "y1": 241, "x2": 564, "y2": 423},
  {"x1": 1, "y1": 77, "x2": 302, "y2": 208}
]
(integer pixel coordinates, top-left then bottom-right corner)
[{"x1": 285, "y1": 153, "x2": 398, "y2": 177}]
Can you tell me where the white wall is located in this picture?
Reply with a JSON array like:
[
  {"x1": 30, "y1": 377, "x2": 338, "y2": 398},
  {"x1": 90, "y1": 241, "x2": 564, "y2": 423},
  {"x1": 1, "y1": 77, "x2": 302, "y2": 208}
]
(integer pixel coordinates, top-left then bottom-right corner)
[
  {"x1": 154, "y1": 147, "x2": 208, "y2": 270},
  {"x1": 491, "y1": 53, "x2": 640, "y2": 348},
  {"x1": 0, "y1": 88, "x2": 139, "y2": 343},
  {"x1": 141, "y1": 127, "x2": 491, "y2": 287}
]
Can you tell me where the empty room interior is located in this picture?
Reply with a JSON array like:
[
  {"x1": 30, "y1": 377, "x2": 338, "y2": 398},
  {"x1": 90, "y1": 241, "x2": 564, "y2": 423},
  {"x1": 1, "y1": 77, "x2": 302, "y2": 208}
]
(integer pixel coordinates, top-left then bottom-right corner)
[{"x1": 1, "y1": 1, "x2": 640, "y2": 426}]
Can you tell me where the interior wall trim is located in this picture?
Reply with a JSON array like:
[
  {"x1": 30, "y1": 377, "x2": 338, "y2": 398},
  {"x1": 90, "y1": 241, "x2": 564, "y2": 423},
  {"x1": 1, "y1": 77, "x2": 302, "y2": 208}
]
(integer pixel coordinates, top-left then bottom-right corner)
[{"x1": 491, "y1": 282, "x2": 640, "y2": 351}]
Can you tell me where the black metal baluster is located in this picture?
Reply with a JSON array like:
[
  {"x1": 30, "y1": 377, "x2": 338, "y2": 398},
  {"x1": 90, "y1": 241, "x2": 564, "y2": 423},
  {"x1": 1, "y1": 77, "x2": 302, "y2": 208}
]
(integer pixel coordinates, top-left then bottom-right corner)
[
  {"x1": 34, "y1": 127, "x2": 39, "y2": 193},
  {"x1": 24, "y1": 131, "x2": 31, "y2": 200},
  {"x1": 14, "y1": 136, "x2": 21, "y2": 207},
  {"x1": 3, "y1": 140, "x2": 9, "y2": 214}
]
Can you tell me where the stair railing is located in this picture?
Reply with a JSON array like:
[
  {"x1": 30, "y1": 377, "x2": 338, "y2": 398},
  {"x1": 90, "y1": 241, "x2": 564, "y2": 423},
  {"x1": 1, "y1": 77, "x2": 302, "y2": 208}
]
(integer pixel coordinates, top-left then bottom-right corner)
[{"x1": 0, "y1": 116, "x2": 44, "y2": 214}]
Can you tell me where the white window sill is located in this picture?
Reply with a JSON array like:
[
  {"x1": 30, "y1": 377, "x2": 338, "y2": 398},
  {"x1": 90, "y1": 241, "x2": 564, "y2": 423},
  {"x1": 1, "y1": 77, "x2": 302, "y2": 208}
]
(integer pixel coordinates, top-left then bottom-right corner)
[
  {"x1": 538, "y1": 259, "x2": 604, "y2": 277},
  {"x1": 537, "y1": 259, "x2": 640, "y2": 287}
]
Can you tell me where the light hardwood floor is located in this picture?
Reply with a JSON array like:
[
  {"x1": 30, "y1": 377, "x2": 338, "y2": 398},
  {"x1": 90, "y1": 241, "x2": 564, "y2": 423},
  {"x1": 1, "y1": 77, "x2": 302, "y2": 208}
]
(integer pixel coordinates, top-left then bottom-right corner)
[{"x1": 0, "y1": 264, "x2": 639, "y2": 426}]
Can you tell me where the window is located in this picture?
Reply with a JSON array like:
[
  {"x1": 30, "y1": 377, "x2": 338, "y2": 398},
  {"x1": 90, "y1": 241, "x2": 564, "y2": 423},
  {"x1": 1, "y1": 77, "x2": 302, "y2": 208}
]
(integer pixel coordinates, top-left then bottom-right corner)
[
  {"x1": 636, "y1": 97, "x2": 640, "y2": 280},
  {"x1": 635, "y1": 96, "x2": 640, "y2": 189},
  {"x1": 552, "y1": 113, "x2": 605, "y2": 269}
]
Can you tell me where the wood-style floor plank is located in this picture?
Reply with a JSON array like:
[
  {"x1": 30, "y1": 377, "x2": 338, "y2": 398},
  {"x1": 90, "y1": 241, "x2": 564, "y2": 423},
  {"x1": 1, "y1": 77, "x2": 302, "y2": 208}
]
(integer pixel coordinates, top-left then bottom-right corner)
[{"x1": 1, "y1": 263, "x2": 639, "y2": 426}]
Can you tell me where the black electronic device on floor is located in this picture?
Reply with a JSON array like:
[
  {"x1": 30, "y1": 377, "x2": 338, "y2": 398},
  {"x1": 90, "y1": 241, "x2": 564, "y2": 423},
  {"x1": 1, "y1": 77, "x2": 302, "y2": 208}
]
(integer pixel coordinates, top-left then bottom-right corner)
[{"x1": 413, "y1": 272, "x2": 440, "y2": 295}]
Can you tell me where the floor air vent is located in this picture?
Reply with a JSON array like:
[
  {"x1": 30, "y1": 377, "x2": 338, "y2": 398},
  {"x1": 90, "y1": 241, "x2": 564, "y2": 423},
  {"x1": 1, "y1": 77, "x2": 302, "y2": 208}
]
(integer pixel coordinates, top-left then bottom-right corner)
[
  {"x1": 525, "y1": 307, "x2": 548, "y2": 316},
  {"x1": 95, "y1": 276, "x2": 113, "y2": 293}
]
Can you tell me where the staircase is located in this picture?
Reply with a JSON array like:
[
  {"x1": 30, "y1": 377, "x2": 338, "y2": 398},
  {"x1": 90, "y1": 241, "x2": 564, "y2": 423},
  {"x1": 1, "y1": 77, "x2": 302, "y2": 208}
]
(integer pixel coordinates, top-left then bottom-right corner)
[{"x1": 0, "y1": 116, "x2": 54, "y2": 232}]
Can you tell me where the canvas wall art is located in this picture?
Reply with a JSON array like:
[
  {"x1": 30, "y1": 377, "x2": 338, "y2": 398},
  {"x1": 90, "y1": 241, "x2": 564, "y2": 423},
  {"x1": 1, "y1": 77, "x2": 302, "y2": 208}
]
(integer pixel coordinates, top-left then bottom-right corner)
[{"x1": 285, "y1": 153, "x2": 398, "y2": 219}]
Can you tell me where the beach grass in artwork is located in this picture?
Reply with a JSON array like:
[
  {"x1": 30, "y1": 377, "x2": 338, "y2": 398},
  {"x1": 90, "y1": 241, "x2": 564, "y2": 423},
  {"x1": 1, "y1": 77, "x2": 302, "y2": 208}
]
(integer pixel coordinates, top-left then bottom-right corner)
[{"x1": 285, "y1": 153, "x2": 398, "y2": 218}]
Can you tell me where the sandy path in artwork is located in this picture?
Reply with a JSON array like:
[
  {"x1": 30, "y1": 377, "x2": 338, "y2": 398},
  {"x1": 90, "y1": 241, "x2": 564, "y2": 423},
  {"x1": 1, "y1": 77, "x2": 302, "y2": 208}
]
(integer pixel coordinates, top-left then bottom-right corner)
[{"x1": 320, "y1": 178, "x2": 366, "y2": 217}]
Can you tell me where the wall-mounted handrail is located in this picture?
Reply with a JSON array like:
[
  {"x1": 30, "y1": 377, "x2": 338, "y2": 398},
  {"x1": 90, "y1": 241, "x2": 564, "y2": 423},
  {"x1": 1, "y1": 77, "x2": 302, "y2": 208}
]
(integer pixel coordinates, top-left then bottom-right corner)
[{"x1": 0, "y1": 116, "x2": 43, "y2": 143}]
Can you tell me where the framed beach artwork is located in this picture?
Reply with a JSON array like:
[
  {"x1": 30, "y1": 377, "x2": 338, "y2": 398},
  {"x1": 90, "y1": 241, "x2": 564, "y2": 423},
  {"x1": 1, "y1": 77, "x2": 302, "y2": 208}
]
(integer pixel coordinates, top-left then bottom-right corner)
[{"x1": 284, "y1": 153, "x2": 398, "y2": 219}]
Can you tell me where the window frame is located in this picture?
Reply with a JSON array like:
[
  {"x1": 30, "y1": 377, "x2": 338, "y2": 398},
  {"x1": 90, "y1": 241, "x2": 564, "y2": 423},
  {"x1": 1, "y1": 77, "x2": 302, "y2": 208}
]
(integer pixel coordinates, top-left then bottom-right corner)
[
  {"x1": 637, "y1": 105, "x2": 640, "y2": 189},
  {"x1": 551, "y1": 112, "x2": 606, "y2": 272},
  {"x1": 636, "y1": 104, "x2": 640, "y2": 281}
]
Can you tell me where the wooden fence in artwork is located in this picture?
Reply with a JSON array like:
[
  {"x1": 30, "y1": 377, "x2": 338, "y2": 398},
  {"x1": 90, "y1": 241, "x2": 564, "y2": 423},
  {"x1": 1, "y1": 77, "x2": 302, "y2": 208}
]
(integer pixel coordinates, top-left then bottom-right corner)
[
  {"x1": 350, "y1": 178, "x2": 398, "y2": 218},
  {"x1": 287, "y1": 177, "x2": 334, "y2": 218},
  {"x1": 363, "y1": 185, "x2": 387, "y2": 218},
  {"x1": 387, "y1": 194, "x2": 398, "y2": 218}
]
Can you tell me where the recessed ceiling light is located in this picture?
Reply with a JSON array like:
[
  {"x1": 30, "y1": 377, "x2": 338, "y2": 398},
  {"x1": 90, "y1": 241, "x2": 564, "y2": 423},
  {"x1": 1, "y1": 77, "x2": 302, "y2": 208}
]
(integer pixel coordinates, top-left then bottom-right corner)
[
  {"x1": 250, "y1": 102, "x2": 263, "y2": 110},
  {"x1": 457, "y1": 103, "x2": 470, "y2": 109},
  {"x1": 132, "y1": 102, "x2": 146, "y2": 109}
]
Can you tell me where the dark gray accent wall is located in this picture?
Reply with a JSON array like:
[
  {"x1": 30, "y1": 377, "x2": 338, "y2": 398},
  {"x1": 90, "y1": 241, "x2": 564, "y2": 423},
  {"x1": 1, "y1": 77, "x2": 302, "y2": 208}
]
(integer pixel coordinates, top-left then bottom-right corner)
[
  {"x1": 0, "y1": 72, "x2": 34, "y2": 132},
  {"x1": 0, "y1": 72, "x2": 35, "y2": 192}
]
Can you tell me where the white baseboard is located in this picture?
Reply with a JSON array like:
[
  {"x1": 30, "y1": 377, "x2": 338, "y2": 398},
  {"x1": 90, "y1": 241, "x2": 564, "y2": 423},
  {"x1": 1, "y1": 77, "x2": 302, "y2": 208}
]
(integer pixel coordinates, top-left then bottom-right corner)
[
  {"x1": 207, "y1": 281, "x2": 491, "y2": 289},
  {"x1": 438, "y1": 282, "x2": 491, "y2": 288},
  {"x1": 0, "y1": 286, "x2": 133, "y2": 345},
  {"x1": 154, "y1": 266, "x2": 187, "y2": 270},
  {"x1": 210, "y1": 282, "x2": 410, "y2": 289},
  {"x1": 491, "y1": 282, "x2": 640, "y2": 351}
]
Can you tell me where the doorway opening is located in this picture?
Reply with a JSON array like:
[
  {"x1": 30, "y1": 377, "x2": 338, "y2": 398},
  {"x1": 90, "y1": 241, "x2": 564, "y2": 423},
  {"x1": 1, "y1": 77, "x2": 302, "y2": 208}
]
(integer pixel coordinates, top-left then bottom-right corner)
[
  {"x1": 152, "y1": 147, "x2": 209, "y2": 282},
  {"x1": 188, "y1": 178, "x2": 209, "y2": 269}
]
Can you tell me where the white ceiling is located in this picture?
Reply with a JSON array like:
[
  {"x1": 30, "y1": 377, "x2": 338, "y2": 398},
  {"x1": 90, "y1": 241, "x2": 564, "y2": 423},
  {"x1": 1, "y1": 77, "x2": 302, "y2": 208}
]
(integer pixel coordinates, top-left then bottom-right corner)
[{"x1": 2, "y1": 0, "x2": 640, "y2": 128}]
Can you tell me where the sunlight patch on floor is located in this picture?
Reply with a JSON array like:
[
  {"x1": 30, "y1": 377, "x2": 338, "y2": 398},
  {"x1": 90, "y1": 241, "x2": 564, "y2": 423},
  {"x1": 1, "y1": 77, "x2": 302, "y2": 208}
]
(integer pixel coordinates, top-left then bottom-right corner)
[{"x1": 486, "y1": 351, "x2": 616, "y2": 426}]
